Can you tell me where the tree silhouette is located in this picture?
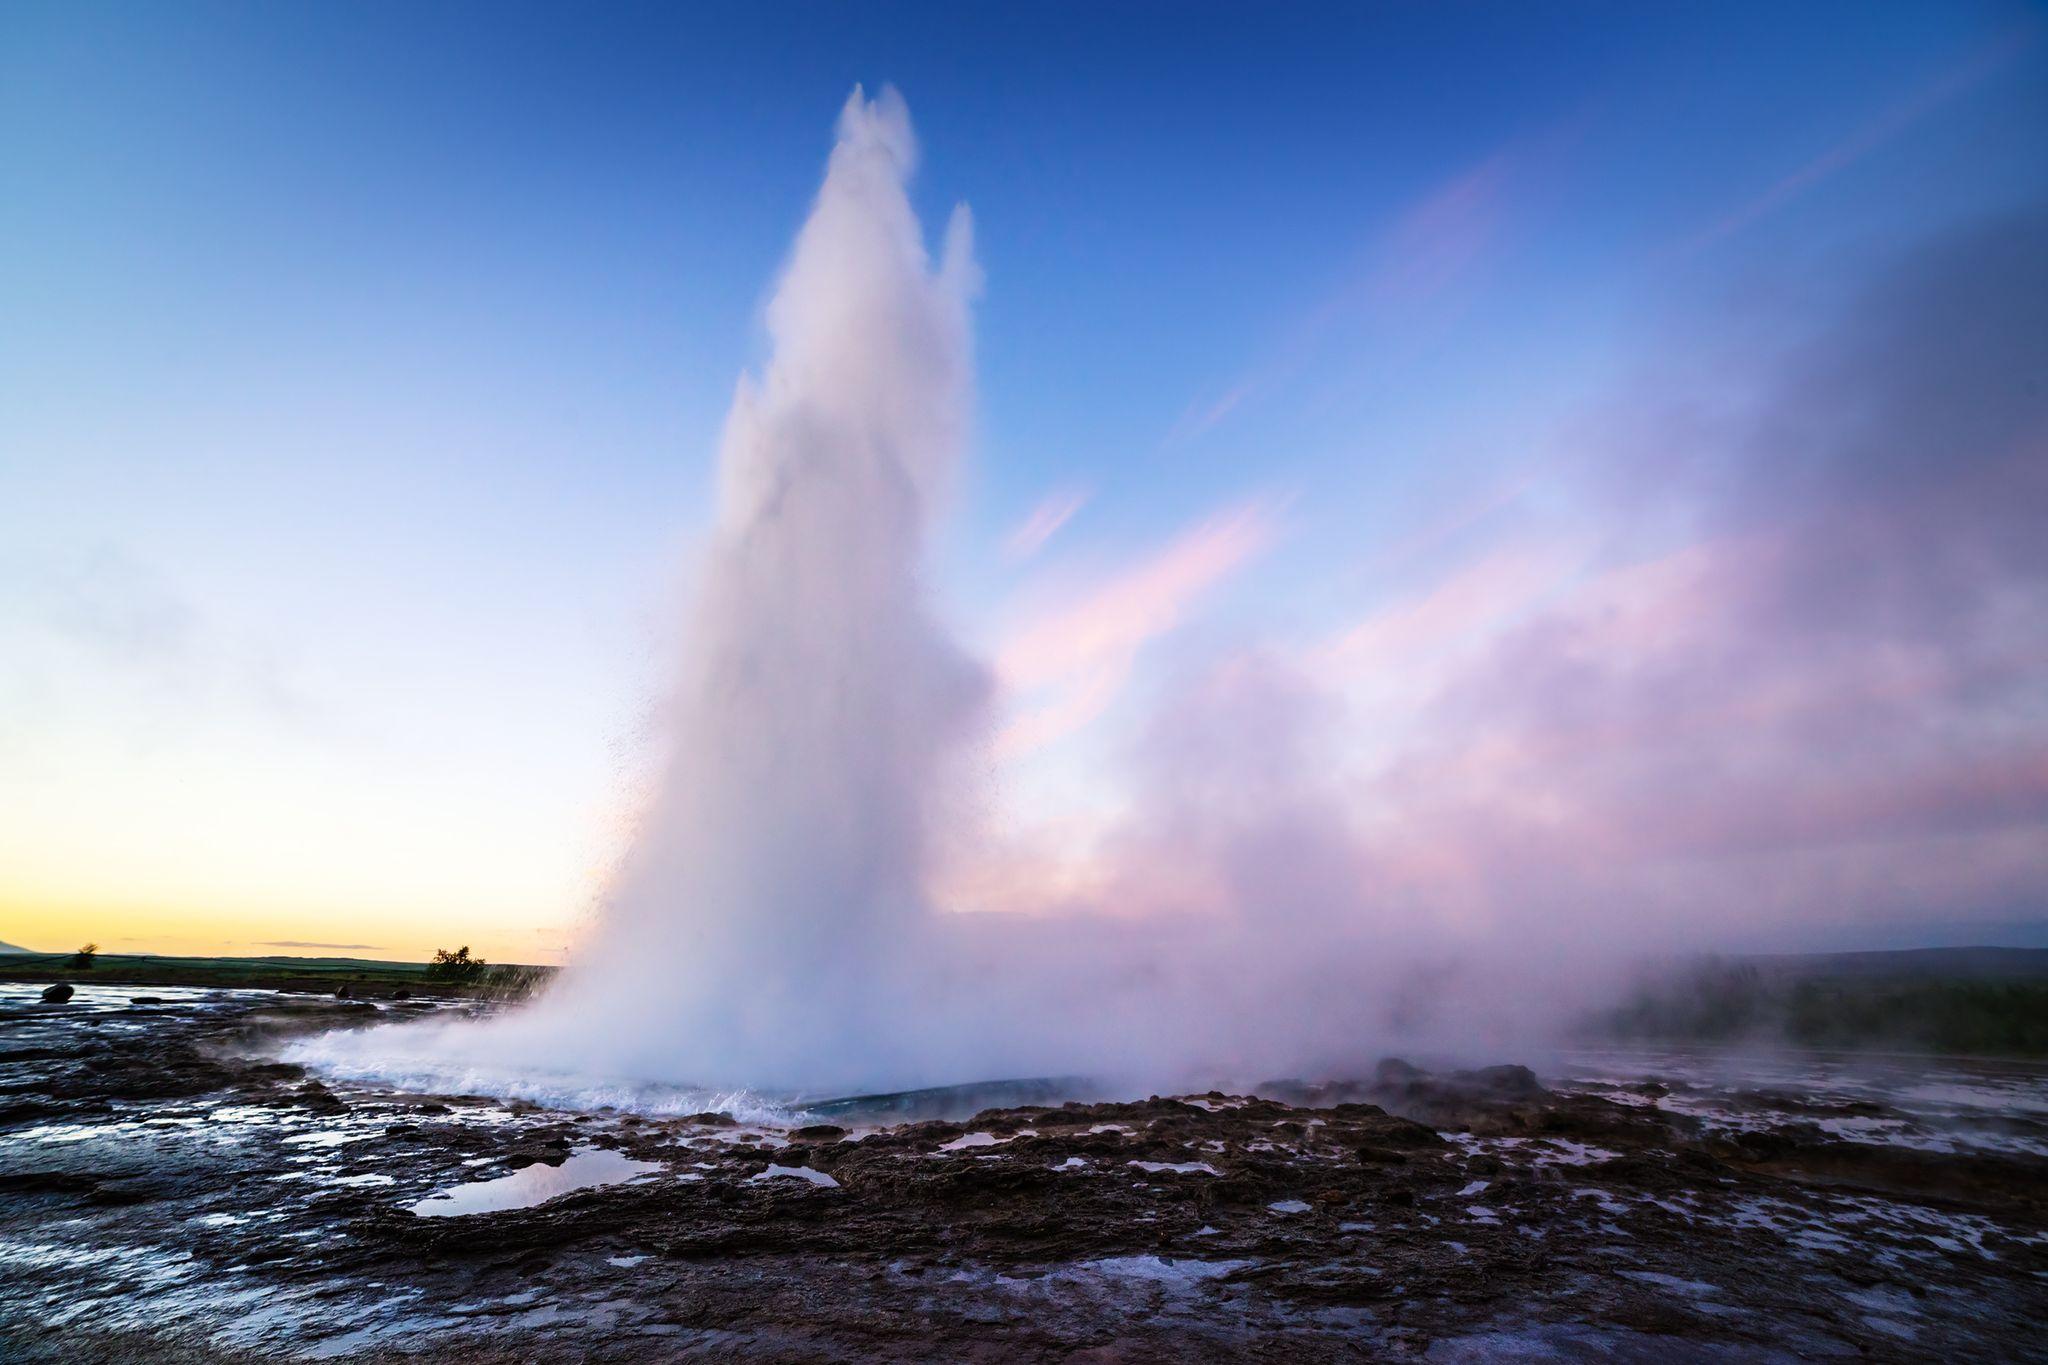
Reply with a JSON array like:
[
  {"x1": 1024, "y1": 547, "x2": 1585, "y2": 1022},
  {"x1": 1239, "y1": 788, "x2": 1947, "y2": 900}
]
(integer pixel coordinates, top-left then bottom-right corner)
[{"x1": 426, "y1": 945, "x2": 487, "y2": 984}]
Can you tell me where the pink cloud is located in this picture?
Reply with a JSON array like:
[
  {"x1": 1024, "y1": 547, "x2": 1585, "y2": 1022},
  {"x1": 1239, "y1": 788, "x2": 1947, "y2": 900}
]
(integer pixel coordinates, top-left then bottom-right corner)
[
  {"x1": 1162, "y1": 382, "x2": 1255, "y2": 447},
  {"x1": 993, "y1": 500, "x2": 1278, "y2": 757},
  {"x1": 1002, "y1": 486, "x2": 1092, "y2": 561},
  {"x1": 1357, "y1": 466, "x2": 1546, "y2": 576},
  {"x1": 1321, "y1": 541, "x2": 1578, "y2": 682},
  {"x1": 1369, "y1": 152, "x2": 1511, "y2": 304},
  {"x1": 966, "y1": 210, "x2": 2048, "y2": 961}
]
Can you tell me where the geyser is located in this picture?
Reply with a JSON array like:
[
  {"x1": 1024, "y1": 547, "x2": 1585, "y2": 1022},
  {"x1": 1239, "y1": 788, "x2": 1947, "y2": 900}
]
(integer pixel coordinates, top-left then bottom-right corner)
[
  {"x1": 290, "y1": 88, "x2": 1596, "y2": 1110},
  {"x1": 293, "y1": 88, "x2": 998, "y2": 1104},
  {"x1": 527, "y1": 84, "x2": 989, "y2": 1087}
]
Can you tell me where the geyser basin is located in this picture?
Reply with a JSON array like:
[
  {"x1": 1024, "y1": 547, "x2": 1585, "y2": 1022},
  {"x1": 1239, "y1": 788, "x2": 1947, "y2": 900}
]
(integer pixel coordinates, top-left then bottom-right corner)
[
  {"x1": 8, "y1": 985, "x2": 2047, "y2": 1360},
  {"x1": 16, "y1": 986, "x2": 2048, "y2": 1358}
]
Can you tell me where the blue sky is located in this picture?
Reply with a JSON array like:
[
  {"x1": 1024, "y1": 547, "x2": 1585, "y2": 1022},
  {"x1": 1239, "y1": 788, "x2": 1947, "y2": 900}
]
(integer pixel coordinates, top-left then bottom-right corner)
[{"x1": 3, "y1": 2, "x2": 2044, "y2": 960}]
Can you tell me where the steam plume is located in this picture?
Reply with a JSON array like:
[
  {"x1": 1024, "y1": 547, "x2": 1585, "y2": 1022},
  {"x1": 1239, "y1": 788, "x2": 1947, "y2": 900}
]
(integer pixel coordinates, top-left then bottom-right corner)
[
  {"x1": 290, "y1": 96, "x2": 2048, "y2": 1111},
  {"x1": 532, "y1": 88, "x2": 987, "y2": 1087},
  {"x1": 294, "y1": 89, "x2": 996, "y2": 1102}
]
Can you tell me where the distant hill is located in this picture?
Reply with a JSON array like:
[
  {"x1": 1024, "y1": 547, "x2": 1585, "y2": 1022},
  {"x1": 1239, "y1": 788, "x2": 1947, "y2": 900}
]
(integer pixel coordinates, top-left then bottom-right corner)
[
  {"x1": 1599, "y1": 945, "x2": 2048, "y2": 1056},
  {"x1": 1747, "y1": 946, "x2": 2048, "y2": 979},
  {"x1": 0, "y1": 940, "x2": 36, "y2": 954}
]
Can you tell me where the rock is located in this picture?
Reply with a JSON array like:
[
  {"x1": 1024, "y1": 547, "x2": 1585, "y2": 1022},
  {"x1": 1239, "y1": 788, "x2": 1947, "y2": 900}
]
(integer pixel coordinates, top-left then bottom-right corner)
[
  {"x1": 392, "y1": 989, "x2": 410, "y2": 1000},
  {"x1": 130, "y1": 996, "x2": 164, "y2": 1005},
  {"x1": 1374, "y1": 1058, "x2": 1426, "y2": 1086},
  {"x1": 294, "y1": 1082, "x2": 347, "y2": 1116},
  {"x1": 1357, "y1": 1114, "x2": 1448, "y2": 1149},
  {"x1": 688, "y1": 1111, "x2": 738, "y2": 1127},
  {"x1": 792, "y1": 1124, "x2": 847, "y2": 1141},
  {"x1": 334, "y1": 985, "x2": 353, "y2": 999},
  {"x1": 1363, "y1": 1059, "x2": 1558, "y2": 1129},
  {"x1": 1725, "y1": 1129, "x2": 1805, "y2": 1161},
  {"x1": 1465, "y1": 1064, "x2": 1546, "y2": 1101},
  {"x1": 41, "y1": 983, "x2": 74, "y2": 1003}
]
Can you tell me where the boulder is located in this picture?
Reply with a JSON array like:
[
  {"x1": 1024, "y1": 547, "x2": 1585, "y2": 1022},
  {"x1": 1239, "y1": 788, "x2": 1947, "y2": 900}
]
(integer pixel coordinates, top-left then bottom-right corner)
[
  {"x1": 1365, "y1": 1058, "x2": 1554, "y2": 1129},
  {"x1": 40, "y1": 983, "x2": 74, "y2": 1004},
  {"x1": 1374, "y1": 1058, "x2": 1426, "y2": 1087},
  {"x1": 1465, "y1": 1064, "x2": 1546, "y2": 1101}
]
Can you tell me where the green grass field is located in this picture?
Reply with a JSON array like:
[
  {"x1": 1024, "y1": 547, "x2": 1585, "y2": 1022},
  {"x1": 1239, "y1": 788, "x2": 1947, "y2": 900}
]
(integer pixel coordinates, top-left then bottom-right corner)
[{"x1": 0, "y1": 950, "x2": 553, "y2": 997}]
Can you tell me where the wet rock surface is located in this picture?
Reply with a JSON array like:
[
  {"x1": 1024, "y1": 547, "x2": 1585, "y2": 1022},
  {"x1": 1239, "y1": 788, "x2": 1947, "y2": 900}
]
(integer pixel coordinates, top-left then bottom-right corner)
[{"x1": 2, "y1": 986, "x2": 2045, "y2": 1361}]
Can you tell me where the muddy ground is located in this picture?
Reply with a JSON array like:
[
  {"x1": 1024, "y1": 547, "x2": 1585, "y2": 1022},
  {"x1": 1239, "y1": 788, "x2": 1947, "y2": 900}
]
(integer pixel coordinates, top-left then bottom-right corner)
[{"x1": 2, "y1": 985, "x2": 2045, "y2": 1361}]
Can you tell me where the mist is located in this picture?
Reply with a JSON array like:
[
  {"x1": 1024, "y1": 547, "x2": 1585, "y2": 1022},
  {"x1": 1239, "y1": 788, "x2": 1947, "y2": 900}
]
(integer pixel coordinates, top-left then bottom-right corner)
[{"x1": 291, "y1": 94, "x2": 2047, "y2": 1108}]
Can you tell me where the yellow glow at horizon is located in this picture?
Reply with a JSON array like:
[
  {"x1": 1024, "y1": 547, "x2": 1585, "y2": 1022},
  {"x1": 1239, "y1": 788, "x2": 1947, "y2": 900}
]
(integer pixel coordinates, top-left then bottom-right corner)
[{"x1": 0, "y1": 722, "x2": 615, "y2": 965}]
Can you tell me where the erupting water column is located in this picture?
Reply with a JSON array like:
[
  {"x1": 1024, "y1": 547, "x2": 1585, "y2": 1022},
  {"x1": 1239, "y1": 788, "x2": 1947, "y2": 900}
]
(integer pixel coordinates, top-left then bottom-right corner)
[
  {"x1": 300, "y1": 89, "x2": 988, "y2": 1103},
  {"x1": 526, "y1": 87, "x2": 987, "y2": 1091}
]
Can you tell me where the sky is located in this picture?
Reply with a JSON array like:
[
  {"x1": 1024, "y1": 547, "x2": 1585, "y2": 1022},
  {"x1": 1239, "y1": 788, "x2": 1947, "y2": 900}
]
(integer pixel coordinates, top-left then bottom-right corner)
[{"x1": 2, "y1": 1, "x2": 2044, "y2": 964}]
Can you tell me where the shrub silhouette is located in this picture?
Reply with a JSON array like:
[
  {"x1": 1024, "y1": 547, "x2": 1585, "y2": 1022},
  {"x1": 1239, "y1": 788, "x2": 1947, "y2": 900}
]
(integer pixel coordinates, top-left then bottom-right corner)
[{"x1": 426, "y1": 945, "x2": 487, "y2": 984}]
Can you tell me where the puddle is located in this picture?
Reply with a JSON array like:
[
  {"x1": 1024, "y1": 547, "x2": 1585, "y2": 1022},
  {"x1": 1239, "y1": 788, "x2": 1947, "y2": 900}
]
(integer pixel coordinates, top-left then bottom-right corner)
[
  {"x1": 407, "y1": 1148, "x2": 661, "y2": 1217},
  {"x1": 749, "y1": 1163, "x2": 840, "y2": 1188},
  {"x1": 936, "y1": 1128, "x2": 1037, "y2": 1152},
  {"x1": 938, "y1": 1131, "x2": 1005, "y2": 1151},
  {"x1": 1069, "y1": 1255, "x2": 1252, "y2": 1285},
  {"x1": 1129, "y1": 1160, "x2": 1220, "y2": 1175}
]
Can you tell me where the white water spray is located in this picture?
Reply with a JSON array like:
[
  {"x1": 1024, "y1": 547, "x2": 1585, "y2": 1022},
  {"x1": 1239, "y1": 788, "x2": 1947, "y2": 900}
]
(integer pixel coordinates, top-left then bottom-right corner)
[
  {"x1": 294, "y1": 89, "x2": 991, "y2": 1103},
  {"x1": 541, "y1": 87, "x2": 986, "y2": 1087}
]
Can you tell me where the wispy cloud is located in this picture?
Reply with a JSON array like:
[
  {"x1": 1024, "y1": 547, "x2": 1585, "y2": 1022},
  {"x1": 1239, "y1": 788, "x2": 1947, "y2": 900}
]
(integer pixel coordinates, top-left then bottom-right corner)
[
  {"x1": 1369, "y1": 151, "x2": 1514, "y2": 305},
  {"x1": 994, "y1": 500, "x2": 1280, "y2": 757},
  {"x1": 1352, "y1": 465, "x2": 1547, "y2": 578},
  {"x1": 1163, "y1": 118, "x2": 1580, "y2": 448},
  {"x1": 255, "y1": 940, "x2": 385, "y2": 951},
  {"x1": 4, "y1": 545, "x2": 315, "y2": 734},
  {"x1": 1676, "y1": 22, "x2": 2035, "y2": 257},
  {"x1": 1321, "y1": 540, "x2": 1577, "y2": 684},
  {"x1": 1161, "y1": 382, "x2": 1256, "y2": 447},
  {"x1": 1003, "y1": 485, "x2": 1092, "y2": 561}
]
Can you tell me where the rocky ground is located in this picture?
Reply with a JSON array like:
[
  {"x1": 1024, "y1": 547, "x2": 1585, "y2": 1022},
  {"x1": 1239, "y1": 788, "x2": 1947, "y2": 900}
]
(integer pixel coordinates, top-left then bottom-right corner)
[{"x1": 3, "y1": 985, "x2": 2046, "y2": 1361}]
